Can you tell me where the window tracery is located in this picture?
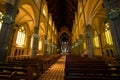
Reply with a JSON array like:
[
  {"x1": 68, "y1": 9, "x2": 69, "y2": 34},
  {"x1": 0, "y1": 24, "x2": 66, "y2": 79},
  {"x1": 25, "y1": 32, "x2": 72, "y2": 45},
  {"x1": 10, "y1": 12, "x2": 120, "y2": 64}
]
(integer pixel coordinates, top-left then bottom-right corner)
[
  {"x1": 16, "y1": 26, "x2": 26, "y2": 47},
  {"x1": 105, "y1": 22, "x2": 113, "y2": 45}
]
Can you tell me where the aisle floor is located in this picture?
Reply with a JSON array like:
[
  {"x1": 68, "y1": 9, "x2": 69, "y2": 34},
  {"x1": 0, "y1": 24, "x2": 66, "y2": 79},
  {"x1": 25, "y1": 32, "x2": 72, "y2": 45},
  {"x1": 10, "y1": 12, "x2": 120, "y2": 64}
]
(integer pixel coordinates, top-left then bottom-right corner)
[{"x1": 38, "y1": 55, "x2": 66, "y2": 80}]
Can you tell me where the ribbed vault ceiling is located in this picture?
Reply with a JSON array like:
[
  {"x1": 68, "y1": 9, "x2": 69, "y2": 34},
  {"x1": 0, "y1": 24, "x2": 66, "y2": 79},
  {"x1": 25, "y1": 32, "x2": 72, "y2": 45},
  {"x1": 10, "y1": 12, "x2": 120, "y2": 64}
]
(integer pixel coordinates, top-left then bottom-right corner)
[{"x1": 46, "y1": 0, "x2": 78, "y2": 32}]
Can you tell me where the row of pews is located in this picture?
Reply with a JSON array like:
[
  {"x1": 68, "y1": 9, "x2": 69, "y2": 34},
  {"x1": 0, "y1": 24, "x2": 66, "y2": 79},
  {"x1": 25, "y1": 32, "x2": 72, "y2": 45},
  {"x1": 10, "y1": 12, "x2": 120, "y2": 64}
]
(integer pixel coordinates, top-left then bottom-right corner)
[
  {"x1": 64, "y1": 55, "x2": 120, "y2": 80},
  {"x1": 0, "y1": 54, "x2": 62, "y2": 80}
]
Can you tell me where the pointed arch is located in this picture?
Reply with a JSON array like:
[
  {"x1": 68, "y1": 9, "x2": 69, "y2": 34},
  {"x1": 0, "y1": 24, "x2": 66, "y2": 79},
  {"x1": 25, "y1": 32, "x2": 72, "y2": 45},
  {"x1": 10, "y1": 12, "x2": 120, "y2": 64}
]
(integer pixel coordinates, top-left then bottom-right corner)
[
  {"x1": 16, "y1": 4, "x2": 35, "y2": 33},
  {"x1": 42, "y1": 3, "x2": 48, "y2": 19},
  {"x1": 39, "y1": 22, "x2": 45, "y2": 35}
]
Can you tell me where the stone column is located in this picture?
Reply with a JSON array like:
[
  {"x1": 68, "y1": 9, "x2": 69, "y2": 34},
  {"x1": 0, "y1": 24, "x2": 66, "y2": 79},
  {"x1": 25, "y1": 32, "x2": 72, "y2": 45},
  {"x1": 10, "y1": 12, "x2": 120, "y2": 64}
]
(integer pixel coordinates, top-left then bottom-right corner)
[
  {"x1": 54, "y1": 34, "x2": 57, "y2": 54},
  {"x1": 51, "y1": 33, "x2": 54, "y2": 54},
  {"x1": 52, "y1": 32, "x2": 55, "y2": 54},
  {"x1": 104, "y1": 0, "x2": 120, "y2": 64},
  {"x1": 75, "y1": 40, "x2": 78, "y2": 55},
  {"x1": 47, "y1": 40, "x2": 50, "y2": 55},
  {"x1": 43, "y1": 14, "x2": 49, "y2": 56},
  {"x1": 32, "y1": 26, "x2": 39, "y2": 57},
  {"x1": 99, "y1": 34, "x2": 104, "y2": 56},
  {"x1": 49, "y1": 39, "x2": 52, "y2": 54},
  {"x1": 44, "y1": 35, "x2": 47, "y2": 55},
  {"x1": 0, "y1": 0, "x2": 19, "y2": 62},
  {"x1": 78, "y1": 35, "x2": 83, "y2": 55},
  {"x1": 52, "y1": 43, "x2": 55, "y2": 54},
  {"x1": 85, "y1": 25, "x2": 94, "y2": 58},
  {"x1": 32, "y1": 0, "x2": 42, "y2": 57},
  {"x1": 44, "y1": 34, "x2": 48, "y2": 56}
]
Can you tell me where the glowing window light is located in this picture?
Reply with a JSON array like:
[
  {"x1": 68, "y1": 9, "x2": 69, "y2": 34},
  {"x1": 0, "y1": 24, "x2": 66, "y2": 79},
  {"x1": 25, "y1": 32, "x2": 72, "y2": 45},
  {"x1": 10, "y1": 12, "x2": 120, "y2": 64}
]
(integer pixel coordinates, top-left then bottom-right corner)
[
  {"x1": 83, "y1": 42, "x2": 86, "y2": 49},
  {"x1": 0, "y1": 12, "x2": 3, "y2": 31},
  {"x1": 49, "y1": 16, "x2": 52, "y2": 25},
  {"x1": 105, "y1": 23, "x2": 113, "y2": 45},
  {"x1": 16, "y1": 31, "x2": 20, "y2": 44},
  {"x1": 94, "y1": 31, "x2": 100, "y2": 48},
  {"x1": 16, "y1": 26, "x2": 26, "y2": 47},
  {"x1": 30, "y1": 35, "x2": 33, "y2": 48},
  {"x1": 0, "y1": 22, "x2": 2, "y2": 31},
  {"x1": 38, "y1": 40, "x2": 42, "y2": 50},
  {"x1": 43, "y1": 5, "x2": 47, "y2": 17}
]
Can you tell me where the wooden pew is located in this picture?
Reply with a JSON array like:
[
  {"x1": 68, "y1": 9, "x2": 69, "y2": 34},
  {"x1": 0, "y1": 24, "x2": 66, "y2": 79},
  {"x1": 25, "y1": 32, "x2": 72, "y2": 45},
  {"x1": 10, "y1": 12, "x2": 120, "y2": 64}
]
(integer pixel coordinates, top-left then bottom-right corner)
[
  {"x1": 65, "y1": 66, "x2": 120, "y2": 80},
  {"x1": 34, "y1": 54, "x2": 62, "y2": 72},
  {"x1": 1, "y1": 54, "x2": 62, "y2": 80},
  {"x1": 65, "y1": 76, "x2": 120, "y2": 80},
  {"x1": 65, "y1": 55, "x2": 120, "y2": 80},
  {"x1": 0, "y1": 59, "x2": 43, "y2": 79},
  {"x1": 0, "y1": 66, "x2": 34, "y2": 80},
  {"x1": 0, "y1": 72, "x2": 15, "y2": 80}
]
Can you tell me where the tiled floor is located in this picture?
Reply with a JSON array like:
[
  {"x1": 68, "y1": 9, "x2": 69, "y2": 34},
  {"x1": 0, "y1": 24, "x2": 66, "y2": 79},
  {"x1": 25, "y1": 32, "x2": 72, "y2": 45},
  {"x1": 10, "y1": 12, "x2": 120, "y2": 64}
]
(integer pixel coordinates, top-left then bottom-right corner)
[{"x1": 38, "y1": 55, "x2": 66, "y2": 80}]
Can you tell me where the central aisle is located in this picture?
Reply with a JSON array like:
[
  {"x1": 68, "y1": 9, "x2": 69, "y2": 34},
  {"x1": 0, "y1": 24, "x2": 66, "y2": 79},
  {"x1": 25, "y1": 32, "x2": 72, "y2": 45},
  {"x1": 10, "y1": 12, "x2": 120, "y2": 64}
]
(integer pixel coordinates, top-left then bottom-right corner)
[{"x1": 38, "y1": 55, "x2": 66, "y2": 80}]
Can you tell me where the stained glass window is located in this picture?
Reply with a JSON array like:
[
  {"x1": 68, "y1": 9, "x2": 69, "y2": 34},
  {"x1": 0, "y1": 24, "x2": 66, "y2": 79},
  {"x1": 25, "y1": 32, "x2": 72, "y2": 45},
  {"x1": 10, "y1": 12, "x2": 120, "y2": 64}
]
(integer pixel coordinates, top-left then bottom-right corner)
[
  {"x1": 16, "y1": 26, "x2": 26, "y2": 47},
  {"x1": 94, "y1": 31, "x2": 100, "y2": 47},
  {"x1": 105, "y1": 23, "x2": 113, "y2": 45},
  {"x1": 38, "y1": 40, "x2": 42, "y2": 50},
  {"x1": 0, "y1": 12, "x2": 3, "y2": 31}
]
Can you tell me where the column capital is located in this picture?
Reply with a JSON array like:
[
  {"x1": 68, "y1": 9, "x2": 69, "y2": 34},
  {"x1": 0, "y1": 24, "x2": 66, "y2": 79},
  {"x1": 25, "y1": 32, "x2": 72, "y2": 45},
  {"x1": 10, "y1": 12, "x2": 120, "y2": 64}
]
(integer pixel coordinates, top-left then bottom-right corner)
[{"x1": 106, "y1": 8, "x2": 120, "y2": 20}]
